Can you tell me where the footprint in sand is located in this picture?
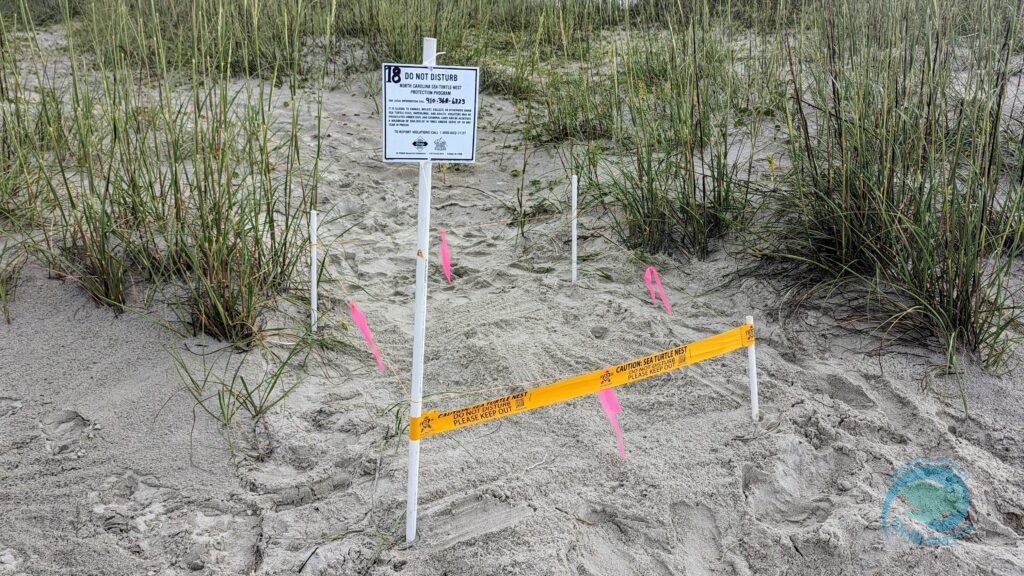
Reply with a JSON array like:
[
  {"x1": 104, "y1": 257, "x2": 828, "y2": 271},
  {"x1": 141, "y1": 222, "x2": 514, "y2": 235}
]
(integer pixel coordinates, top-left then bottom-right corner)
[
  {"x1": 570, "y1": 502, "x2": 674, "y2": 576},
  {"x1": 39, "y1": 410, "x2": 90, "y2": 455},
  {"x1": 740, "y1": 440, "x2": 835, "y2": 525},
  {"x1": 824, "y1": 374, "x2": 876, "y2": 410},
  {"x1": 420, "y1": 492, "x2": 533, "y2": 551},
  {"x1": 89, "y1": 471, "x2": 258, "y2": 572},
  {"x1": 0, "y1": 398, "x2": 22, "y2": 418},
  {"x1": 671, "y1": 503, "x2": 721, "y2": 576}
]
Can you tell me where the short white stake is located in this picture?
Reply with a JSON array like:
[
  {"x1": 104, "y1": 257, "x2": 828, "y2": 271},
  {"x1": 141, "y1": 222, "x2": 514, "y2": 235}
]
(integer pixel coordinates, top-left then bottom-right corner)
[
  {"x1": 571, "y1": 174, "x2": 578, "y2": 284},
  {"x1": 310, "y1": 209, "x2": 318, "y2": 333},
  {"x1": 406, "y1": 37, "x2": 437, "y2": 544},
  {"x1": 746, "y1": 315, "x2": 759, "y2": 422}
]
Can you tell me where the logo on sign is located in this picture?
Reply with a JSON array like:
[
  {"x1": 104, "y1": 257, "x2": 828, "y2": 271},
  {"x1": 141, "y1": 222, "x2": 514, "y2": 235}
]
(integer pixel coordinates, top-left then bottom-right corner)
[
  {"x1": 412, "y1": 137, "x2": 428, "y2": 150},
  {"x1": 434, "y1": 137, "x2": 447, "y2": 151},
  {"x1": 419, "y1": 415, "x2": 433, "y2": 435}
]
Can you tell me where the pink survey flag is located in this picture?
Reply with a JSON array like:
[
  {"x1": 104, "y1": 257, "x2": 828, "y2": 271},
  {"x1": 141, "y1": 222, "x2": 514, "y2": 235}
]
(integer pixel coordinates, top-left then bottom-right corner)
[
  {"x1": 644, "y1": 265, "x2": 672, "y2": 313},
  {"x1": 349, "y1": 300, "x2": 385, "y2": 371},
  {"x1": 438, "y1": 229, "x2": 452, "y2": 283},
  {"x1": 597, "y1": 388, "x2": 627, "y2": 459}
]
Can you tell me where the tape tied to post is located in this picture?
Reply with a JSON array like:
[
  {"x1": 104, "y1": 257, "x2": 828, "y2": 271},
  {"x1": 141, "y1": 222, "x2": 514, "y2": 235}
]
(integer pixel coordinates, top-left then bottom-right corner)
[{"x1": 410, "y1": 323, "x2": 755, "y2": 440}]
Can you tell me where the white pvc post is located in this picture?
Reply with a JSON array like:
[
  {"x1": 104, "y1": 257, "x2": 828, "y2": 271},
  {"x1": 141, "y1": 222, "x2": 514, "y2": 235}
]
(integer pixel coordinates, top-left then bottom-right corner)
[
  {"x1": 406, "y1": 37, "x2": 437, "y2": 544},
  {"x1": 746, "y1": 315, "x2": 759, "y2": 422},
  {"x1": 571, "y1": 175, "x2": 578, "y2": 284},
  {"x1": 310, "y1": 210, "x2": 318, "y2": 333}
]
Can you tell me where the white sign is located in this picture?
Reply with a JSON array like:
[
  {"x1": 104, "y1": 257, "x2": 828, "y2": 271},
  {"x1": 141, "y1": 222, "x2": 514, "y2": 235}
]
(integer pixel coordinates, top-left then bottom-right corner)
[{"x1": 381, "y1": 64, "x2": 479, "y2": 163}]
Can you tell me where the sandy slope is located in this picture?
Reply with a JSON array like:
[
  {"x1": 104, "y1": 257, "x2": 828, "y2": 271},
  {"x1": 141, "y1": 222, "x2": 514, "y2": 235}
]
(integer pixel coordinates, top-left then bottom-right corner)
[
  {"x1": 2, "y1": 70, "x2": 1024, "y2": 576},
  {"x1": 0, "y1": 265, "x2": 258, "y2": 574}
]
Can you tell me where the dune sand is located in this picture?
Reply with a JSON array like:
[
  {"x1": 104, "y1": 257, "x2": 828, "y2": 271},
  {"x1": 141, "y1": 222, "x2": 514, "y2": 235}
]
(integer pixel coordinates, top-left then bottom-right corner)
[{"x1": 2, "y1": 71, "x2": 1024, "y2": 576}]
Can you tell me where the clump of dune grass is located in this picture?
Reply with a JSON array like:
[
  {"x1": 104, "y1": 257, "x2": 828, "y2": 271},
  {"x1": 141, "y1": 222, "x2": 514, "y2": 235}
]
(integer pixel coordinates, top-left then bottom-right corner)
[
  {"x1": 0, "y1": 239, "x2": 25, "y2": 323},
  {"x1": 73, "y1": 0, "x2": 336, "y2": 77},
  {"x1": 0, "y1": 0, "x2": 326, "y2": 345},
  {"x1": 336, "y1": 0, "x2": 624, "y2": 67},
  {"x1": 770, "y1": 0, "x2": 1024, "y2": 380},
  {"x1": 0, "y1": 0, "x2": 334, "y2": 431},
  {"x1": 172, "y1": 337, "x2": 313, "y2": 424},
  {"x1": 0, "y1": 71, "x2": 60, "y2": 225},
  {"x1": 531, "y1": 68, "x2": 619, "y2": 143},
  {"x1": 0, "y1": 0, "x2": 79, "y2": 26},
  {"x1": 568, "y1": 10, "x2": 751, "y2": 258}
]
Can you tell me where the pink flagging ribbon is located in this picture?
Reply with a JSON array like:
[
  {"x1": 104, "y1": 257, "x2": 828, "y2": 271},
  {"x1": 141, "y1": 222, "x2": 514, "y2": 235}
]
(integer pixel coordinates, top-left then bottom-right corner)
[
  {"x1": 349, "y1": 300, "x2": 385, "y2": 371},
  {"x1": 644, "y1": 265, "x2": 672, "y2": 313},
  {"x1": 598, "y1": 388, "x2": 627, "y2": 459},
  {"x1": 439, "y1": 229, "x2": 452, "y2": 284}
]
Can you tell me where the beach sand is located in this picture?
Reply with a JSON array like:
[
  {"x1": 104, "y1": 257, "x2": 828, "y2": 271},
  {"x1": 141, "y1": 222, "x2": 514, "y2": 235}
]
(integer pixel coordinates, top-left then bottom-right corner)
[{"x1": 2, "y1": 70, "x2": 1024, "y2": 575}]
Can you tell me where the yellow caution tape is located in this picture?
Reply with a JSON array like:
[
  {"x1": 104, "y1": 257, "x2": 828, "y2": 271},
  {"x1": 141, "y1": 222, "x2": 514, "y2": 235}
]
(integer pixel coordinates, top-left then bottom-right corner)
[{"x1": 410, "y1": 323, "x2": 754, "y2": 440}]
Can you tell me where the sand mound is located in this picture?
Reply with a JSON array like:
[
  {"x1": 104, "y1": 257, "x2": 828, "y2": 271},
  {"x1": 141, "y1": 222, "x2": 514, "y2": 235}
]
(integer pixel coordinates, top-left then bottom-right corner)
[{"x1": 2, "y1": 79, "x2": 1023, "y2": 576}]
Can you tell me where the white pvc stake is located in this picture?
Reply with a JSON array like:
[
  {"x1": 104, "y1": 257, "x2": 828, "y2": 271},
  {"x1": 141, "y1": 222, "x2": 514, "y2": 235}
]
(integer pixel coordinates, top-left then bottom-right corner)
[
  {"x1": 571, "y1": 175, "x2": 578, "y2": 284},
  {"x1": 310, "y1": 209, "x2": 318, "y2": 333},
  {"x1": 746, "y1": 315, "x2": 759, "y2": 422},
  {"x1": 406, "y1": 36, "x2": 437, "y2": 544}
]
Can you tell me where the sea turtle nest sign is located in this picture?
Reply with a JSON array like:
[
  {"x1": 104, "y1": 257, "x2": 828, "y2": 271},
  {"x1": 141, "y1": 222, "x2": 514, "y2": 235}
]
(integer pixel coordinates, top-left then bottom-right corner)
[{"x1": 381, "y1": 64, "x2": 480, "y2": 163}]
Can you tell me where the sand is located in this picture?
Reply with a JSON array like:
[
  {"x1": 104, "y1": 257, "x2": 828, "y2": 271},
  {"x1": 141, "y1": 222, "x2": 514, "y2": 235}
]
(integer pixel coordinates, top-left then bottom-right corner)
[{"x1": 2, "y1": 51, "x2": 1024, "y2": 575}]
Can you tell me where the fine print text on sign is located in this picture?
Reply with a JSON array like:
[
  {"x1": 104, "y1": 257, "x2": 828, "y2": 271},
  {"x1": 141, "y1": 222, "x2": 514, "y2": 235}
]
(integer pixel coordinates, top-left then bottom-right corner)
[{"x1": 382, "y1": 64, "x2": 480, "y2": 163}]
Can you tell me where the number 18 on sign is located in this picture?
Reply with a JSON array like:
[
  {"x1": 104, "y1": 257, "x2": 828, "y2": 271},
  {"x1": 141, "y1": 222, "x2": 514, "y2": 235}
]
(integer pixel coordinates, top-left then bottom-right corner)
[{"x1": 382, "y1": 64, "x2": 480, "y2": 163}]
